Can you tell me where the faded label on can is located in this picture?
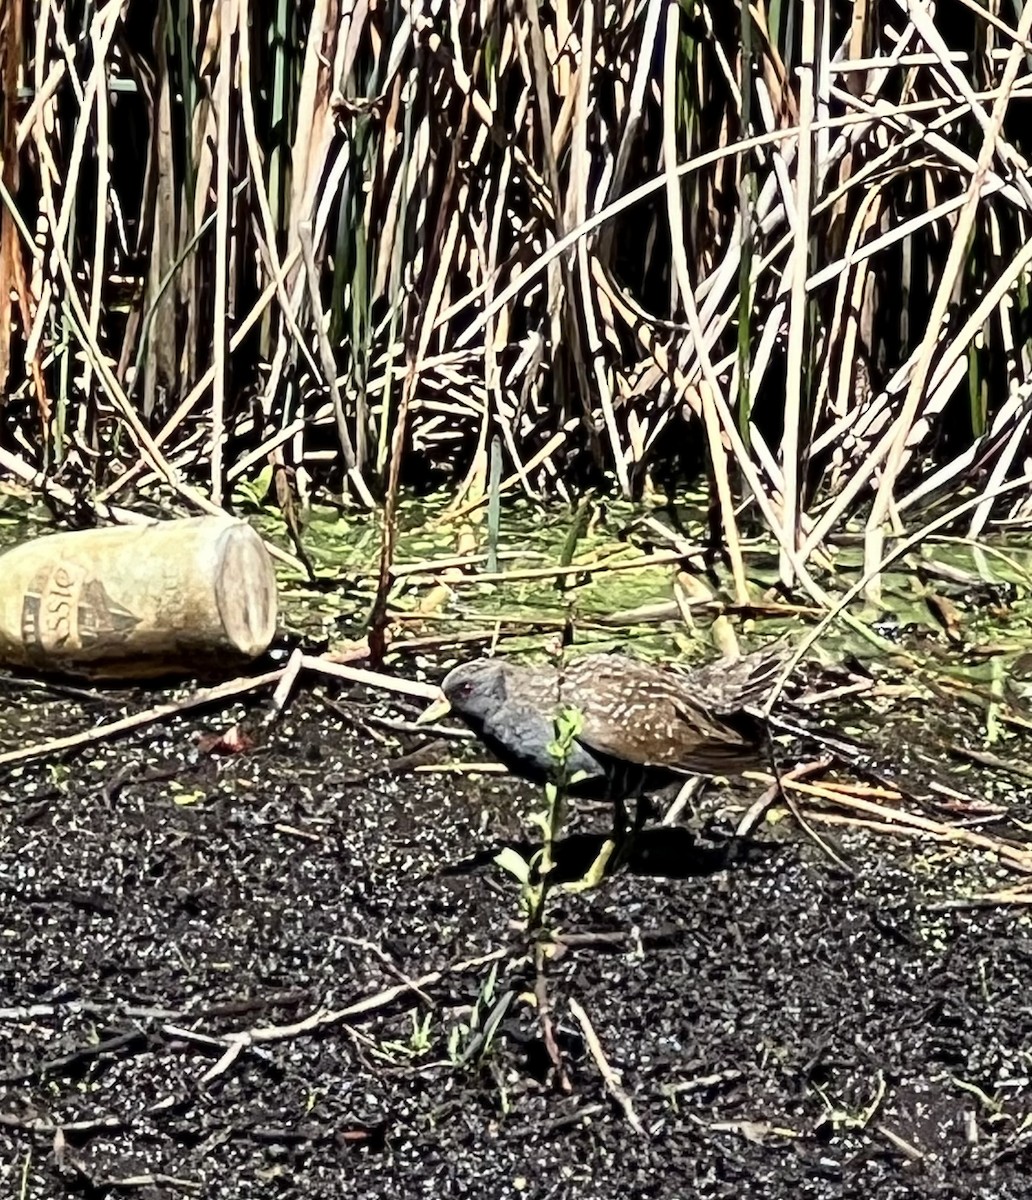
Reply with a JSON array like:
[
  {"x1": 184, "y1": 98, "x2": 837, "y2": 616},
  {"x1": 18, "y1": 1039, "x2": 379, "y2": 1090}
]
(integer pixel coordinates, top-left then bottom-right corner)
[{"x1": 21, "y1": 562, "x2": 141, "y2": 661}]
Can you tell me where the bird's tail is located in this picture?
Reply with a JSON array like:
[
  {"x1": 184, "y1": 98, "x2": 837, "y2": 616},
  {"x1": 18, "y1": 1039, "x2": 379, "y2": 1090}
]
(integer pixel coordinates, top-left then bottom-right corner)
[{"x1": 684, "y1": 641, "x2": 794, "y2": 714}]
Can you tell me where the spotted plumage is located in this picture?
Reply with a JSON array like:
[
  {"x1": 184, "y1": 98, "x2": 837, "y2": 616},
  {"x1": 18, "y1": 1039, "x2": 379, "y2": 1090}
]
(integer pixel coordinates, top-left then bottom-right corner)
[{"x1": 435, "y1": 644, "x2": 789, "y2": 801}]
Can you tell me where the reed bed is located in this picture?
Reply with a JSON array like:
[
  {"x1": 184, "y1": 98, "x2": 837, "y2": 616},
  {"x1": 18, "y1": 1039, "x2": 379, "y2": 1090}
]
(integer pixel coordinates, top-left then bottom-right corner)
[{"x1": 2, "y1": 0, "x2": 1032, "y2": 596}]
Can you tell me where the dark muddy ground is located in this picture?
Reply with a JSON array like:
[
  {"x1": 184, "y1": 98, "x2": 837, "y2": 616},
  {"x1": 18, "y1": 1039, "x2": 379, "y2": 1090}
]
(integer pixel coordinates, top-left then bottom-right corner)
[{"x1": 2, "y1": 671, "x2": 1032, "y2": 1199}]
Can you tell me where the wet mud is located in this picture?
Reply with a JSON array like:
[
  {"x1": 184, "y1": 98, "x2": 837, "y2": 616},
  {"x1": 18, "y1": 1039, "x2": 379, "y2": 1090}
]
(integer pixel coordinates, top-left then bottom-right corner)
[{"x1": 1, "y1": 678, "x2": 1031, "y2": 1198}]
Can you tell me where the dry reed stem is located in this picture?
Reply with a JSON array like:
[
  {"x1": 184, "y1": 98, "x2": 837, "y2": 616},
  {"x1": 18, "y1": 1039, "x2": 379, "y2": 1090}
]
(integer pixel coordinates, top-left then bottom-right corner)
[
  {"x1": 761, "y1": 775, "x2": 1032, "y2": 873},
  {"x1": 5, "y1": 1, "x2": 1032, "y2": 579}
]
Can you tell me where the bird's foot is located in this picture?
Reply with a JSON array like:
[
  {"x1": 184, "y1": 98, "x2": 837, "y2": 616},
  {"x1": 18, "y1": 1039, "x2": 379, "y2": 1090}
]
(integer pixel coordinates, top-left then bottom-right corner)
[{"x1": 562, "y1": 838, "x2": 617, "y2": 892}]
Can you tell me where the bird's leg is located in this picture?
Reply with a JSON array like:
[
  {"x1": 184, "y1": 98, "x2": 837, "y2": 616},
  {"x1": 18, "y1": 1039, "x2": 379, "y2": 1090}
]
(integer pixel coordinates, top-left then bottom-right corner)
[
  {"x1": 614, "y1": 794, "x2": 629, "y2": 836},
  {"x1": 606, "y1": 779, "x2": 649, "y2": 875},
  {"x1": 610, "y1": 793, "x2": 630, "y2": 854},
  {"x1": 631, "y1": 790, "x2": 652, "y2": 837}
]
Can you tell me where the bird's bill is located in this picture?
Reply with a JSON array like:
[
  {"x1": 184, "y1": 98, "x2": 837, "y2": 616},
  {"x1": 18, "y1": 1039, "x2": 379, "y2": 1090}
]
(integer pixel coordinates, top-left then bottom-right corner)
[{"x1": 414, "y1": 692, "x2": 452, "y2": 725}]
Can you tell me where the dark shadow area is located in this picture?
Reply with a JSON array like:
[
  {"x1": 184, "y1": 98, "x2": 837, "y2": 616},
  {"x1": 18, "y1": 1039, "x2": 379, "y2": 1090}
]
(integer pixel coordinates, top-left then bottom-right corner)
[{"x1": 445, "y1": 825, "x2": 783, "y2": 883}]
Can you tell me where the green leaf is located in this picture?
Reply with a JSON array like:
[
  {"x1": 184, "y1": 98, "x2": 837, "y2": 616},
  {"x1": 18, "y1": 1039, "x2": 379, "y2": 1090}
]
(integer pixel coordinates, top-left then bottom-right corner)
[{"x1": 494, "y1": 847, "x2": 531, "y2": 883}]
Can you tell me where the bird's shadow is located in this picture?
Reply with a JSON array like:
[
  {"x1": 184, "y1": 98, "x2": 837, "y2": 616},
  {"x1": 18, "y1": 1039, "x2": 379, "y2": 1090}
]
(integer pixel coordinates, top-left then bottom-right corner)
[{"x1": 447, "y1": 825, "x2": 780, "y2": 883}]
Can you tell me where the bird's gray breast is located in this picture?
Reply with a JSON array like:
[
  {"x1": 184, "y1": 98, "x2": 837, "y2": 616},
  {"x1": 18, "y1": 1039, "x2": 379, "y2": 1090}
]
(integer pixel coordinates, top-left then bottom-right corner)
[{"x1": 482, "y1": 699, "x2": 605, "y2": 783}]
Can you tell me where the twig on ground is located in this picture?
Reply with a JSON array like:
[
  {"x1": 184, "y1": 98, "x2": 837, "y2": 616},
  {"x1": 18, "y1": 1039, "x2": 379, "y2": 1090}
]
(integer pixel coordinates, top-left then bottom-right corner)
[
  {"x1": 272, "y1": 823, "x2": 322, "y2": 843},
  {"x1": 875, "y1": 1122, "x2": 926, "y2": 1161},
  {"x1": 332, "y1": 741, "x2": 456, "y2": 786},
  {"x1": 533, "y1": 942, "x2": 572, "y2": 1093},
  {"x1": 735, "y1": 759, "x2": 834, "y2": 839},
  {"x1": 770, "y1": 776, "x2": 1032, "y2": 872},
  {"x1": 322, "y1": 696, "x2": 395, "y2": 745},
  {"x1": 362, "y1": 712, "x2": 473, "y2": 739},
  {"x1": 158, "y1": 1026, "x2": 235, "y2": 1053},
  {"x1": 0, "y1": 1001, "x2": 178, "y2": 1022},
  {"x1": 63, "y1": 1163, "x2": 203, "y2": 1195},
  {"x1": 0, "y1": 669, "x2": 286, "y2": 769},
  {"x1": 569, "y1": 997, "x2": 646, "y2": 1137},
  {"x1": 791, "y1": 680, "x2": 877, "y2": 706},
  {"x1": 948, "y1": 743, "x2": 1032, "y2": 783},
  {"x1": 339, "y1": 936, "x2": 435, "y2": 1006},
  {"x1": 661, "y1": 777, "x2": 705, "y2": 826},
  {"x1": 301, "y1": 654, "x2": 439, "y2": 700},
  {"x1": 3, "y1": 1030, "x2": 151, "y2": 1085},
  {"x1": 0, "y1": 1114, "x2": 127, "y2": 1136},
  {"x1": 384, "y1": 630, "x2": 502, "y2": 654},
  {"x1": 197, "y1": 947, "x2": 513, "y2": 1085},
  {"x1": 663, "y1": 1069, "x2": 743, "y2": 1096},
  {"x1": 783, "y1": 791, "x2": 856, "y2": 875},
  {"x1": 0, "y1": 644, "x2": 442, "y2": 774},
  {"x1": 413, "y1": 761, "x2": 508, "y2": 775},
  {"x1": 553, "y1": 928, "x2": 675, "y2": 955},
  {"x1": 264, "y1": 647, "x2": 305, "y2": 726},
  {"x1": 921, "y1": 879, "x2": 1032, "y2": 908},
  {"x1": 0, "y1": 675, "x2": 115, "y2": 705}
]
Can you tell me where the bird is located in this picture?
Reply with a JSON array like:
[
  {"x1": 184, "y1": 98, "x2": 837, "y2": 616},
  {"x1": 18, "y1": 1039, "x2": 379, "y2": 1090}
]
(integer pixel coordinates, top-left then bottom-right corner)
[{"x1": 417, "y1": 644, "x2": 790, "y2": 821}]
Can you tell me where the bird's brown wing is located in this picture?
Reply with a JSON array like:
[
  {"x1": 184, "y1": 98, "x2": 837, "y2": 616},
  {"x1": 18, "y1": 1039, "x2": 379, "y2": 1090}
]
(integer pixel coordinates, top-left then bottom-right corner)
[
  {"x1": 580, "y1": 703, "x2": 759, "y2": 773},
  {"x1": 556, "y1": 654, "x2": 761, "y2": 774}
]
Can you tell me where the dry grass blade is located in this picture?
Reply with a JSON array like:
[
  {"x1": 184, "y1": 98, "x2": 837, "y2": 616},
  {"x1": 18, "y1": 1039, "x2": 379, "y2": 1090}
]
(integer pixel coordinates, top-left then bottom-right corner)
[{"x1": 762, "y1": 775, "x2": 1032, "y2": 873}]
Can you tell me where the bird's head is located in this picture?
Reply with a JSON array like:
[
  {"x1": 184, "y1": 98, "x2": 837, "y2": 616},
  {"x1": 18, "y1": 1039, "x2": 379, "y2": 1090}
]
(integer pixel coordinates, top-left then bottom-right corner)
[{"x1": 415, "y1": 658, "x2": 509, "y2": 726}]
